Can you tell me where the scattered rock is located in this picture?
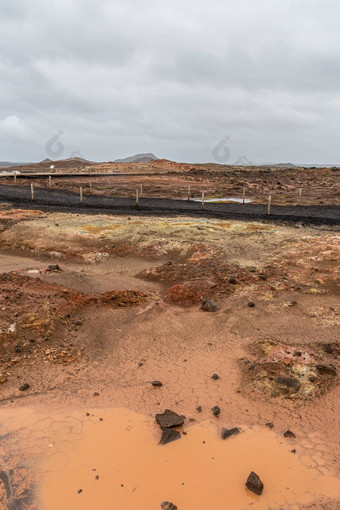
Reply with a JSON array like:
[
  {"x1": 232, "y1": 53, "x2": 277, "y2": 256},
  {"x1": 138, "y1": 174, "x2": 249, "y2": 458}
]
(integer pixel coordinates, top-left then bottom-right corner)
[
  {"x1": 48, "y1": 264, "x2": 61, "y2": 271},
  {"x1": 159, "y1": 428, "x2": 181, "y2": 445},
  {"x1": 229, "y1": 277, "x2": 237, "y2": 284},
  {"x1": 211, "y1": 406, "x2": 221, "y2": 417},
  {"x1": 93, "y1": 392, "x2": 99, "y2": 397},
  {"x1": 196, "y1": 406, "x2": 202, "y2": 413},
  {"x1": 283, "y1": 430, "x2": 296, "y2": 438},
  {"x1": 156, "y1": 410, "x2": 185, "y2": 429},
  {"x1": 161, "y1": 502, "x2": 177, "y2": 510},
  {"x1": 14, "y1": 345, "x2": 22, "y2": 353},
  {"x1": 211, "y1": 374, "x2": 220, "y2": 380},
  {"x1": 291, "y1": 449, "x2": 296, "y2": 453},
  {"x1": 152, "y1": 380, "x2": 163, "y2": 387},
  {"x1": 245, "y1": 471, "x2": 264, "y2": 495},
  {"x1": 19, "y1": 383, "x2": 30, "y2": 391},
  {"x1": 221, "y1": 427, "x2": 240, "y2": 440},
  {"x1": 201, "y1": 300, "x2": 219, "y2": 312},
  {"x1": 247, "y1": 301, "x2": 255, "y2": 308},
  {"x1": 265, "y1": 422, "x2": 274, "y2": 429}
]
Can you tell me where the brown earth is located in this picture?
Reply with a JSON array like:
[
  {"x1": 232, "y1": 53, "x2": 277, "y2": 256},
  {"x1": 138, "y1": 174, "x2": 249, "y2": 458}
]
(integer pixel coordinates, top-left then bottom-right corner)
[
  {"x1": 0, "y1": 206, "x2": 339, "y2": 509},
  {"x1": 1, "y1": 158, "x2": 340, "y2": 205}
]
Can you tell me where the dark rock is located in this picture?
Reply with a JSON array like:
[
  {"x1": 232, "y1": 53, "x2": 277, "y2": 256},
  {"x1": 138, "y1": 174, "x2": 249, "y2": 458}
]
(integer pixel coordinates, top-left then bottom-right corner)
[
  {"x1": 211, "y1": 374, "x2": 220, "y2": 380},
  {"x1": 196, "y1": 406, "x2": 202, "y2": 413},
  {"x1": 294, "y1": 351, "x2": 302, "y2": 357},
  {"x1": 48, "y1": 264, "x2": 61, "y2": 271},
  {"x1": 75, "y1": 320, "x2": 83, "y2": 326},
  {"x1": 166, "y1": 261, "x2": 172, "y2": 266},
  {"x1": 221, "y1": 427, "x2": 240, "y2": 440},
  {"x1": 156, "y1": 409, "x2": 185, "y2": 429},
  {"x1": 265, "y1": 422, "x2": 274, "y2": 429},
  {"x1": 211, "y1": 406, "x2": 221, "y2": 417},
  {"x1": 247, "y1": 301, "x2": 255, "y2": 308},
  {"x1": 159, "y1": 428, "x2": 181, "y2": 445},
  {"x1": 245, "y1": 471, "x2": 264, "y2": 495},
  {"x1": 93, "y1": 392, "x2": 99, "y2": 397},
  {"x1": 275, "y1": 376, "x2": 301, "y2": 393},
  {"x1": 229, "y1": 277, "x2": 237, "y2": 284},
  {"x1": 291, "y1": 449, "x2": 296, "y2": 453},
  {"x1": 77, "y1": 489, "x2": 82, "y2": 494},
  {"x1": 15, "y1": 345, "x2": 22, "y2": 353},
  {"x1": 161, "y1": 502, "x2": 177, "y2": 510},
  {"x1": 19, "y1": 383, "x2": 30, "y2": 391},
  {"x1": 201, "y1": 300, "x2": 219, "y2": 312},
  {"x1": 152, "y1": 380, "x2": 163, "y2": 387},
  {"x1": 283, "y1": 430, "x2": 296, "y2": 438}
]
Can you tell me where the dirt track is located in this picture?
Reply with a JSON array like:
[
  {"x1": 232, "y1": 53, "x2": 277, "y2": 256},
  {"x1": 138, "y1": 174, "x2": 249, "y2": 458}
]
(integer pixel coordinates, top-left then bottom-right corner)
[{"x1": 1, "y1": 184, "x2": 340, "y2": 225}]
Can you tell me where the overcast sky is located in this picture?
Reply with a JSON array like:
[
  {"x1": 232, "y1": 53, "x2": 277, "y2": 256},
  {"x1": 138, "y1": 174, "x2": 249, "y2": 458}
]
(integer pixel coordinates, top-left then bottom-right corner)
[{"x1": 1, "y1": 0, "x2": 340, "y2": 164}]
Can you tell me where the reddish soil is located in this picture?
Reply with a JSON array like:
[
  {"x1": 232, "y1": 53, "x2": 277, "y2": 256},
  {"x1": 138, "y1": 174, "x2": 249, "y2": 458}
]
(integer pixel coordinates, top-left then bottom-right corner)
[{"x1": 0, "y1": 207, "x2": 339, "y2": 509}]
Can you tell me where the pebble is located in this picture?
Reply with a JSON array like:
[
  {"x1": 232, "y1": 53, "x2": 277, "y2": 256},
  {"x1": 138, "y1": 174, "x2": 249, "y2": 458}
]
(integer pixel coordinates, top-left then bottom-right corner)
[
  {"x1": 201, "y1": 300, "x2": 219, "y2": 312},
  {"x1": 245, "y1": 471, "x2": 264, "y2": 495},
  {"x1": 152, "y1": 381, "x2": 163, "y2": 387},
  {"x1": 19, "y1": 383, "x2": 30, "y2": 391},
  {"x1": 211, "y1": 374, "x2": 220, "y2": 380},
  {"x1": 221, "y1": 427, "x2": 240, "y2": 440},
  {"x1": 159, "y1": 428, "x2": 181, "y2": 445},
  {"x1": 284, "y1": 430, "x2": 296, "y2": 438},
  {"x1": 247, "y1": 301, "x2": 255, "y2": 308},
  {"x1": 211, "y1": 406, "x2": 221, "y2": 417}
]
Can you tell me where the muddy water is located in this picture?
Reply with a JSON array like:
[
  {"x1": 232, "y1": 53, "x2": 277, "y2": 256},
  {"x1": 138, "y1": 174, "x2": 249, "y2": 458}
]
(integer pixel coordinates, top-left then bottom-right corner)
[{"x1": 19, "y1": 408, "x2": 337, "y2": 510}]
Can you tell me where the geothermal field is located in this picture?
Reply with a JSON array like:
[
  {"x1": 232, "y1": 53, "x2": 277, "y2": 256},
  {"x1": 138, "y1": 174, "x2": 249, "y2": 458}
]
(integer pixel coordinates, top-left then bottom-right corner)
[{"x1": 0, "y1": 160, "x2": 339, "y2": 509}]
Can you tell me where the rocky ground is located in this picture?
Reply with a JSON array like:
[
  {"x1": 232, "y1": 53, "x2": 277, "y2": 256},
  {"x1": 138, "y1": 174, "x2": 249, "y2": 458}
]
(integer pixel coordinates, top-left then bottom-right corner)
[
  {"x1": 0, "y1": 204, "x2": 339, "y2": 509},
  {"x1": 1, "y1": 159, "x2": 340, "y2": 205}
]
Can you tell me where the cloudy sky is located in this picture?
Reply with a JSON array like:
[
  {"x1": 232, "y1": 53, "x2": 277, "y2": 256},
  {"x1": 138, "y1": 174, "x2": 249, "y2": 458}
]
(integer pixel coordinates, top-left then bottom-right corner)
[{"x1": 1, "y1": 0, "x2": 340, "y2": 164}]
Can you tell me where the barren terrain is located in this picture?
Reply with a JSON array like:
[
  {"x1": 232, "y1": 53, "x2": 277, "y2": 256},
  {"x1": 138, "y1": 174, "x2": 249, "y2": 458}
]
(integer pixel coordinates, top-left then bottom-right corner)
[{"x1": 0, "y1": 191, "x2": 339, "y2": 508}]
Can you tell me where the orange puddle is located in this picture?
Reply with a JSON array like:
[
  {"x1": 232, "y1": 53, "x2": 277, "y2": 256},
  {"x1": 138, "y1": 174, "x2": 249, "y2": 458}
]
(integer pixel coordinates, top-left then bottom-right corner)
[{"x1": 37, "y1": 408, "x2": 340, "y2": 510}]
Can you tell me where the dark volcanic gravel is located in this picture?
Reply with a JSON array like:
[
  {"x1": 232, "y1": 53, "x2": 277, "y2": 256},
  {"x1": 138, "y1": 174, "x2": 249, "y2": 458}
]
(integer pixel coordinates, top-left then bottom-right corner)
[{"x1": 0, "y1": 185, "x2": 339, "y2": 225}]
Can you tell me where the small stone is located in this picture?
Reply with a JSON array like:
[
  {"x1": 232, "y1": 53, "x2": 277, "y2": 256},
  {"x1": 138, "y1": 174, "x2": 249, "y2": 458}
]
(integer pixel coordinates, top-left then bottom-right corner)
[
  {"x1": 247, "y1": 301, "x2": 255, "y2": 308},
  {"x1": 211, "y1": 374, "x2": 220, "y2": 380},
  {"x1": 211, "y1": 406, "x2": 221, "y2": 417},
  {"x1": 229, "y1": 277, "x2": 237, "y2": 284},
  {"x1": 161, "y1": 502, "x2": 177, "y2": 510},
  {"x1": 291, "y1": 449, "x2": 296, "y2": 453},
  {"x1": 245, "y1": 471, "x2": 264, "y2": 495},
  {"x1": 95, "y1": 475, "x2": 99, "y2": 479},
  {"x1": 201, "y1": 300, "x2": 219, "y2": 312},
  {"x1": 19, "y1": 383, "x2": 30, "y2": 391},
  {"x1": 77, "y1": 489, "x2": 82, "y2": 494},
  {"x1": 166, "y1": 261, "x2": 172, "y2": 266},
  {"x1": 284, "y1": 430, "x2": 296, "y2": 438},
  {"x1": 48, "y1": 264, "x2": 61, "y2": 271},
  {"x1": 196, "y1": 406, "x2": 202, "y2": 413},
  {"x1": 15, "y1": 345, "x2": 22, "y2": 353},
  {"x1": 294, "y1": 351, "x2": 302, "y2": 357},
  {"x1": 93, "y1": 392, "x2": 99, "y2": 397},
  {"x1": 159, "y1": 428, "x2": 181, "y2": 445},
  {"x1": 221, "y1": 427, "x2": 240, "y2": 440},
  {"x1": 156, "y1": 410, "x2": 185, "y2": 429},
  {"x1": 152, "y1": 380, "x2": 163, "y2": 387},
  {"x1": 265, "y1": 422, "x2": 274, "y2": 429}
]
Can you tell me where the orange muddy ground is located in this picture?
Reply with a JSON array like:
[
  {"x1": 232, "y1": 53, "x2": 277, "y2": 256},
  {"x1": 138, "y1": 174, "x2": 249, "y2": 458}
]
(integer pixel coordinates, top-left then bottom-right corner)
[{"x1": 0, "y1": 207, "x2": 339, "y2": 509}]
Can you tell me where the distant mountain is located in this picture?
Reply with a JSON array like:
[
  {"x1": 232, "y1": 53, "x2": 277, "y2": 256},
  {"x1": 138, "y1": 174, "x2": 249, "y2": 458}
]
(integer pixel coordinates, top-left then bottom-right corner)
[{"x1": 114, "y1": 153, "x2": 158, "y2": 164}]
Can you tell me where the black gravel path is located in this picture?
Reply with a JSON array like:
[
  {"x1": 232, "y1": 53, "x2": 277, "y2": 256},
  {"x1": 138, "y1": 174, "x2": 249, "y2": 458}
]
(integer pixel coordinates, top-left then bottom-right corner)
[{"x1": 1, "y1": 184, "x2": 339, "y2": 225}]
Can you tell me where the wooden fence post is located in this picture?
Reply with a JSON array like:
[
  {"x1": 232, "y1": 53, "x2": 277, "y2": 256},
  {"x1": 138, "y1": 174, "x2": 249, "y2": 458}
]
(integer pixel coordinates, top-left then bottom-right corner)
[
  {"x1": 80, "y1": 187, "x2": 83, "y2": 203},
  {"x1": 202, "y1": 192, "x2": 205, "y2": 210},
  {"x1": 31, "y1": 183, "x2": 34, "y2": 200},
  {"x1": 268, "y1": 194, "x2": 272, "y2": 215},
  {"x1": 48, "y1": 175, "x2": 52, "y2": 189},
  {"x1": 136, "y1": 188, "x2": 139, "y2": 207},
  {"x1": 242, "y1": 187, "x2": 246, "y2": 204}
]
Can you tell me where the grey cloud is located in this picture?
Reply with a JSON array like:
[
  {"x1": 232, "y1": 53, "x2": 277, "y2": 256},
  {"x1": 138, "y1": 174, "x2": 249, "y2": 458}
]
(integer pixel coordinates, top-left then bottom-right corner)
[{"x1": 0, "y1": 0, "x2": 340, "y2": 164}]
